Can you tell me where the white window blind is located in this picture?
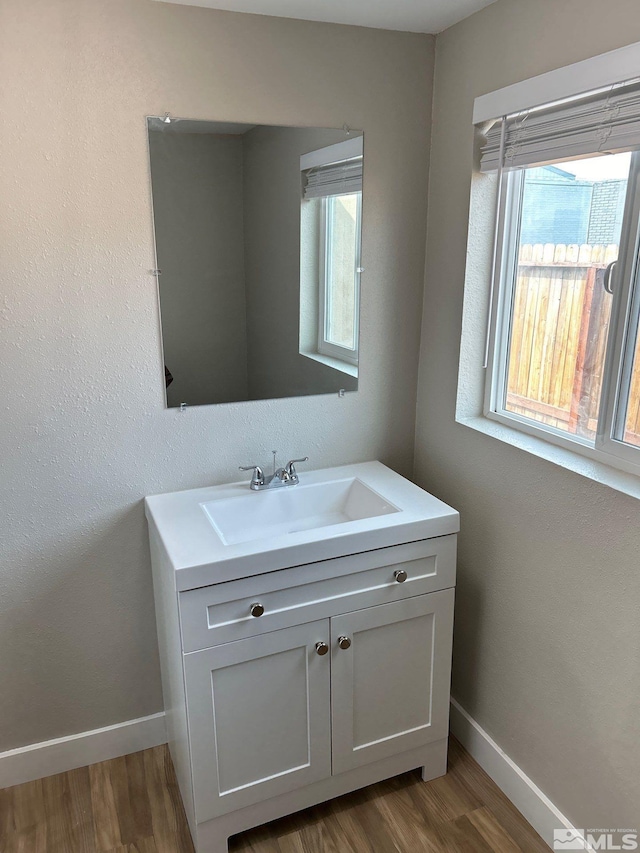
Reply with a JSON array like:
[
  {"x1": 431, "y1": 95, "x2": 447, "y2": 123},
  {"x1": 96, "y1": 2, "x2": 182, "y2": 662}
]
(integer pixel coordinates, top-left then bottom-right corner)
[
  {"x1": 303, "y1": 157, "x2": 363, "y2": 200},
  {"x1": 480, "y1": 81, "x2": 640, "y2": 172}
]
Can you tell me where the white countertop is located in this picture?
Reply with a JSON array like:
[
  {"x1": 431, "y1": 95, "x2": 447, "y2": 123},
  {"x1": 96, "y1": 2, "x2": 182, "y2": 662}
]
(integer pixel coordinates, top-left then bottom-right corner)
[{"x1": 145, "y1": 461, "x2": 459, "y2": 591}]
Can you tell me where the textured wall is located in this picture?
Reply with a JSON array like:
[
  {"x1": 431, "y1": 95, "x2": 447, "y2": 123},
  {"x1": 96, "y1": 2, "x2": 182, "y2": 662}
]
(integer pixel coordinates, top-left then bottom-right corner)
[
  {"x1": 0, "y1": 0, "x2": 433, "y2": 750},
  {"x1": 415, "y1": 0, "x2": 640, "y2": 828}
]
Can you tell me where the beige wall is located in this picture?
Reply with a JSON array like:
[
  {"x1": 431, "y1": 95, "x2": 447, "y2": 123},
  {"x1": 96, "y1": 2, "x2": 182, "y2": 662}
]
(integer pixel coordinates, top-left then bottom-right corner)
[
  {"x1": 416, "y1": 0, "x2": 640, "y2": 828},
  {"x1": 0, "y1": 0, "x2": 433, "y2": 750}
]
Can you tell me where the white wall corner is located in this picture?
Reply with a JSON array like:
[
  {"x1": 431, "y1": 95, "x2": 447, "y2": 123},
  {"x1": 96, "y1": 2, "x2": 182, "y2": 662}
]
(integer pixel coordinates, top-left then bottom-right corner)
[
  {"x1": 0, "y1": 712, "x2": 167, "y2": 790},
  {"x1": 450, "y1": 699, "x2": 593, "y2": 851}
]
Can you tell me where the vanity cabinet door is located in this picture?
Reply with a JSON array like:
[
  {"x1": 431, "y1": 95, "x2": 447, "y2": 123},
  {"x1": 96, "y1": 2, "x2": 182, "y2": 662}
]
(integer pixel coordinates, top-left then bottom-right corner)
[
  {"x1": 330, "y1": 589, "x2": 454, "y2": 775},
  {"x1": 184, "y1": 620, "x2": 332, "y2": 822}
]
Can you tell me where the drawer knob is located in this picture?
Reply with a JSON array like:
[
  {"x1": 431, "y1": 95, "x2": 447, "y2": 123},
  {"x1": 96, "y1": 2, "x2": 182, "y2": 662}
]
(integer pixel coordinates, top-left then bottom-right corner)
[
  {"x1": 338, "y1": 635, "x2": 352, "y2": 650},
  {"x1": 315, "y1": 641, "x2": 329, "y2": 656},
  {"x1": 250, "y1": 602, "x2": 265, "y2": 618},
  {"x1": 394, "y1": 569, "x2": 408, "y2": 583}
]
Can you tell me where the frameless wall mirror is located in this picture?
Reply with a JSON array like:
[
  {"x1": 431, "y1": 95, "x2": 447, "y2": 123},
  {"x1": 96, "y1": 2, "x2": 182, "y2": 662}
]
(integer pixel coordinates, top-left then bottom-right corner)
[{"x1": 147, "y1": 117, "x2": 364, "y2": 408}]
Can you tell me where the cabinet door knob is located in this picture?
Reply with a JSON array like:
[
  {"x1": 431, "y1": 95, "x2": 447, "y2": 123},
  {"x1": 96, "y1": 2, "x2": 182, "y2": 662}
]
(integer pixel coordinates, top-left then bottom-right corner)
[
  {"x1": 315, "y1": 641, "x2": 329, "y2": 656},
  {"x1": 250, "y1": 602, "x2": 265, "y2": 618},
  {"x1": 394, "y1": 569, "x2": 408, "y2": 583},
  {"x1": 338, "y1": 635, "x2": 351, "y2": 650}
]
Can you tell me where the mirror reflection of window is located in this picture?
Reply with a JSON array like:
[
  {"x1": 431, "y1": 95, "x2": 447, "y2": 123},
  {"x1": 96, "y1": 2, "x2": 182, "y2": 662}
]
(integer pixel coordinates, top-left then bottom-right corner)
[
  {"x1": 299, "y1": 138, "x2": 363, "y2": 374},
  {"x1": 321, "y1": 193, "x2": 361, "y2": 362}
]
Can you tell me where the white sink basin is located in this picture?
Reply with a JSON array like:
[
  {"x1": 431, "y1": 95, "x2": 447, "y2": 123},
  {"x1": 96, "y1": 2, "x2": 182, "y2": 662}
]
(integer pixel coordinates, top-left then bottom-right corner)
[
  {"x1": 201, "y1": 477, "x2": 399, "y2": 546},
  {"x1": 145, "y1": 461, "x2": 459, "y2": 590}
]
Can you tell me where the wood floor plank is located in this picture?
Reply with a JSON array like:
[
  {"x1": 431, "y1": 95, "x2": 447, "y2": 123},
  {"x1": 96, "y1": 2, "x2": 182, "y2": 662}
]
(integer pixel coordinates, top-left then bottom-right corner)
[
  {"x1": 443, "y1": 813, "x2": 505, "y2": 853},
  {"x1": 230, "y1": 821, "x2": 283, "y2": 853},
  {"x1": 349, "y1": 789, "x2": 407, "y2": 852},
  {"x1": 160, "y1": 747, "x2": 195, "y2": 853},
  {"x1": 124, "y1": 751, "x2": 153, "y2": 838},
  {"x1": 274, "y1": 823, "x2": 333, "y2": 853},
  {"x1": 467, "y1": 806, "x2": 524, "y2": 853},
  {"x1": 111, "y1": 750, "x2": 153, "y2": 846},
  {"x1": 10, "y1": 824, "x2": 48, "y2": 853},
  {"x1": 89, "y1": 758, "x2": 122, "y2": 851},
  {"x1": 298, "y1": 820, "x2": 342, "y2": 853},
  {"x1": 110, "y1": 753, "x2": 140, "y2": 847},
  {"x1": 412, "y1": 766, "x2": 484, "y2": 822},
  {"x1": 143, "y1": 745, "x2": 194, "y2": 853},
  {"x1": 446, "y1": 738, "x2": 549, "y2": 853},
  {"x1": 9, "y1": 777, "x2": 45, "y2": 833},
  {"x1": 325, "y1": 804, "x2": 377, "y2": 853},
  {"x1": 134, "y1": 841, "x2": 160, "y2": 853},
  {"x1": 64, "y1": 765, "x2": 97, "y2": 852},
  {"x1": 42, "y1": 768, "x2": 74, "y2": 852},
  {"x1": 0, "y1": 782, "x2": 12, "y2": 847},
  {"x1": 103, "y1": 838, "x2": 159, "y2": 853},
  {"x1": 372, "y1": 776, "x2": 443, "y2": 852}
]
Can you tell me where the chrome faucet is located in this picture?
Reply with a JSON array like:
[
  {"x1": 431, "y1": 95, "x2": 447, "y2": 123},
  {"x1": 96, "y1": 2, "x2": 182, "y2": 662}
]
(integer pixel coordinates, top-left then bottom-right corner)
[{"x1": 239, "y1": 451, "x2": 309, "y2": 491}]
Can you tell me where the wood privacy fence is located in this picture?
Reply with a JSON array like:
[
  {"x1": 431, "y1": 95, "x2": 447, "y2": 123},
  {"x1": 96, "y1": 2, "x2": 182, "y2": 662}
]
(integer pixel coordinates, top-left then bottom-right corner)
[{"x1": 506, "y1": 243, "x2": 640, "y2": 444}]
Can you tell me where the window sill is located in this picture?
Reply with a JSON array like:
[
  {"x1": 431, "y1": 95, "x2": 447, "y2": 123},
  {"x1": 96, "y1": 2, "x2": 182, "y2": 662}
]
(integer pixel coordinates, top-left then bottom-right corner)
[
  {"x1": 457, "y1": 412, "x2": 640, "y2": 501},
  {"x1": 301, "y1": 349, "x2": 358, "y2": 378}
]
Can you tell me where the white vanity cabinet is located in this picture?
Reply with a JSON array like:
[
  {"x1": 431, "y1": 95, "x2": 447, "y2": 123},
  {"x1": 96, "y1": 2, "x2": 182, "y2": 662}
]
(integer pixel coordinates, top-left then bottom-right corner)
[
  {"x1": 145, "y1": 462, "x2": 459, "y2": 853},
  {"x1": 185, "y1": 589, "x2": 454, "y2": 825}
]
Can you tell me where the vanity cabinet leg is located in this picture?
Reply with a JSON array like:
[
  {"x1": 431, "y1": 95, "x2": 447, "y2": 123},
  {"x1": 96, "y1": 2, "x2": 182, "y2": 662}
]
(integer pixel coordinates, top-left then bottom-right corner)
[
  {"x1": 194, "y1": 820, "x2": 229, "y2": 853},
  {"x1": 420, "y1": 738, "x2": 450, "y2": 783},
  {"x1": 197, "y1": 834, "x2": 228, "y2": 853}
]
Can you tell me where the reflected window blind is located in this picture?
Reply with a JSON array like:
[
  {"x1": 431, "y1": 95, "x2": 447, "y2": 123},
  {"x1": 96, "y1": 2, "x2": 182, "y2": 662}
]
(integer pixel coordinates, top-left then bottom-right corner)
[
  {"x1": 480, "y1": 81, "x2": 640, "y2": 172},
  {"x1": 303, "y1": 157, "x2": 363, "y2": 199}
]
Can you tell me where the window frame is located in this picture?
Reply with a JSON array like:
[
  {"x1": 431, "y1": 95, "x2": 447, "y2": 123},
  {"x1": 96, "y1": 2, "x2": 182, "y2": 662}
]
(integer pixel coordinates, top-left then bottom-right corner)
[
  {"x1": 484, "y1": 150, "x2": 640, "y2": 479},
  {"x1": 317, "y1": 192, "x2": 362, "y2": 367}
]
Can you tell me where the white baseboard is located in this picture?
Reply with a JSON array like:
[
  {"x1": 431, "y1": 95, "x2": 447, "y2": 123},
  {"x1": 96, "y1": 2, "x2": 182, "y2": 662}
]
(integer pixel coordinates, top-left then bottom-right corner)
[
  {"x1": 0, "y1": 712, "x2": 167, "y2": 790},
  {"x1": 450, "y1": 698, "x2": 591, "y2": 851}
]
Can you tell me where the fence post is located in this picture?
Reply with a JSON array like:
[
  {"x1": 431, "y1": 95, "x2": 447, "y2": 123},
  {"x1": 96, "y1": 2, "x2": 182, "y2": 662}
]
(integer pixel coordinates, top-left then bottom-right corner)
[{"x1": 568, "y1": 266, "x2": 597, "y2": 434}]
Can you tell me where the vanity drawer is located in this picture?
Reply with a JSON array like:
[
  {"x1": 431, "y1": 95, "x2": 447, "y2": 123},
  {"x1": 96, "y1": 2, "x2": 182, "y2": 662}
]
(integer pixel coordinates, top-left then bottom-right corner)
[{"x1": 179, "y1": 535, "x2": 456, "y2": 652}]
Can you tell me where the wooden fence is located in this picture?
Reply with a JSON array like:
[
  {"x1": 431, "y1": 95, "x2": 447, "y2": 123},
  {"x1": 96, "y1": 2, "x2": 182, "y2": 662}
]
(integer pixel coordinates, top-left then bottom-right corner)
[{"x1": 505, "y1": 244, "x2": 640, "y2": 445}]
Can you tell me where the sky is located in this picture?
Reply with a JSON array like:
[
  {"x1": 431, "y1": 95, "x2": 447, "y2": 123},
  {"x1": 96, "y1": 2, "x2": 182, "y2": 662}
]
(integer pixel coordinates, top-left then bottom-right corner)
[{"x1": 561, "y1": 151, "x2": 632, "y2": 181}]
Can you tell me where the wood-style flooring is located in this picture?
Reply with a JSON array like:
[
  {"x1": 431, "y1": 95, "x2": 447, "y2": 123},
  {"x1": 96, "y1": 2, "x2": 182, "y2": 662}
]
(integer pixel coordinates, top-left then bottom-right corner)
[{"x1": 0, "y1": 737, "x2": 549, "y2": 852}]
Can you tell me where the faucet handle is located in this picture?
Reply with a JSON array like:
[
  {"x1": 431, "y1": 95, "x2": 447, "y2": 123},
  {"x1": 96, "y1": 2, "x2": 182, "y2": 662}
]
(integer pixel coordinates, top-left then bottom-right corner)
[
  {"x1": 239, "y1": 464, "x2": 265, "y2": 487},
  {"x1": 284, "y1": 457, "x2": 309, "y2": 480}
]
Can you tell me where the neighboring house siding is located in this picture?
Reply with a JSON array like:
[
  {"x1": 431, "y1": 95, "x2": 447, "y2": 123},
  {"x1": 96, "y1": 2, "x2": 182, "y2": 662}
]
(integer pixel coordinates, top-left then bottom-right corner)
[
  {"x1": 587, "y1": 180, "x2": 627, "y2": 244},
  {"x1": 520, "y1": 167, "x2": 627, "y2": 246},
  {"x1": 520, "y1": 178, "x2": 593, "y2": 244}
]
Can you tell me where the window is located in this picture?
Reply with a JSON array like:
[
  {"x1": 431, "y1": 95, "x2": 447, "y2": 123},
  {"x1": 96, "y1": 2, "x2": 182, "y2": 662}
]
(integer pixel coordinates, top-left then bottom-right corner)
[
  {"x1": 484, "y1": 83, "x2": 640, "y2": 475},
  {"x1": 318, "y1": 192, "x2": 362, "y2": 365}
]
